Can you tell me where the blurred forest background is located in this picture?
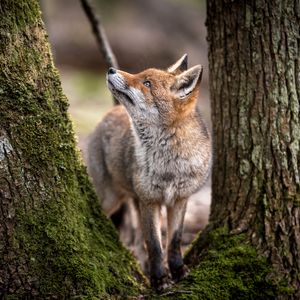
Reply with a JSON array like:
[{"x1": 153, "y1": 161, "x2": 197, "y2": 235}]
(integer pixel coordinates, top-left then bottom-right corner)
[{"x1": 40, "y1": 0, "x2": 211, "y2": 259}]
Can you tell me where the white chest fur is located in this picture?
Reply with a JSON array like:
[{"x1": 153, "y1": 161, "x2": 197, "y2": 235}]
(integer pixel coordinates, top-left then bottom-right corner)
[{"x1": 132, "y1": 124, "x2": 210, "y2": 206}]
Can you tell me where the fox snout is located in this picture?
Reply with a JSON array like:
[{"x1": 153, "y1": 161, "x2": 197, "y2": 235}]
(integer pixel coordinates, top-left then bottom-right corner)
[
  {"x1": 108, "y1": 67, "x2": 116, "y2": 75},
  {"x1": 107, "y1": 68, "x2": 127, "y2": 93},
  {"x1": 107, "y1": 68, "x2": 137, "y2": 106},
  {"x1": 106, "y1": 68, "x2": 147, "y2": 110}
]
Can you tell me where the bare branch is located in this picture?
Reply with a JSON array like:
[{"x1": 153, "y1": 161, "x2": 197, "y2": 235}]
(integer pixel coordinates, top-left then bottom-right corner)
[
  {"x1": 80, "y1": 0, "x2": 119, "y2": 69},
  {"x1": 80, "y1": 0, "x2": 119, "y2": 104}
]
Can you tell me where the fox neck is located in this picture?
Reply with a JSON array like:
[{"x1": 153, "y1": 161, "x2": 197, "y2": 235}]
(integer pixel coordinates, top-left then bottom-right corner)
[
  {"x1": 131, "y1": 114, "x2": 199, "y2": 155},
  {"x1": 132, "y1": 121, "x2": 175, "y2": 150}
]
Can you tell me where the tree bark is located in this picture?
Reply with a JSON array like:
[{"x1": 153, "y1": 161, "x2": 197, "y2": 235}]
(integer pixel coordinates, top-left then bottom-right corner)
[
  {"x1": 185, "y1": 0, "x2": 299, "y2": 298},
  {"x1": 0, "y1": 1, "x2": 144, "y2": 298}
]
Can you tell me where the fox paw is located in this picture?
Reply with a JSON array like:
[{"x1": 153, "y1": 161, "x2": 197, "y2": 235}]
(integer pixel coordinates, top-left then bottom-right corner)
[
  {"x1": 150, "y1": 273, "x2": 172, "y2": 292},
  {"x1": 170, "y1": 264, "x2": 189, "y2": 282}
]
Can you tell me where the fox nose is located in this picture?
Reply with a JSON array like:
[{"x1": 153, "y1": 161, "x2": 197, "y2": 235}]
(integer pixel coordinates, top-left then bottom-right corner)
[{"x1": 108, "y1": 67, "x2": 116, "y2": 75}]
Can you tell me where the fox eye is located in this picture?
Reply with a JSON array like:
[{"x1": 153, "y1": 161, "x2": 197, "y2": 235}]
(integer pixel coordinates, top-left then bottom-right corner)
[{"x1": 143, "y1": 80, "x2": 151, "y2": 88}]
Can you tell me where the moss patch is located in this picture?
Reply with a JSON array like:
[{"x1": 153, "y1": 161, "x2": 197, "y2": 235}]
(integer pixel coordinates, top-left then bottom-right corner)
[
  {"x1": 13, "y1": 164, "x2": 145, "y2": 299},
  {"x1": 153, "y1": 228, "x2": 293, "y2": 300},
  {"x1": 0, "y1": 1, "x2": 40, "y2": 32}
]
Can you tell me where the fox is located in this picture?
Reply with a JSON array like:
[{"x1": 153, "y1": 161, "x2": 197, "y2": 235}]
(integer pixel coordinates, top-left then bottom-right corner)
[{"x1": 86, "y1": 54, "x2": 212, "y2": 291}]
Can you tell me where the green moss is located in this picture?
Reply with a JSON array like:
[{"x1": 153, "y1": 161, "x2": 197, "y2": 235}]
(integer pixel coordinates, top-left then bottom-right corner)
[
  {"x1": 293, "y1": 194, "x2": 300, "y2": 207},
  {"x1": 14, "y1": 166, "x2": 145, "y2": 298},
  {"x1": 155, "y1": 228, "x2": 293, "y2": 300},
  {"x1": 0, "y1": 0, "x2": 40, "y2": 32}
]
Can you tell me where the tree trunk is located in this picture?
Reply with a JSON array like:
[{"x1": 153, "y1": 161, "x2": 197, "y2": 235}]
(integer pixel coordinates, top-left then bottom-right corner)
[
  {"x1": 183, "y1": 0, "x2": 300, "y2": 299},
  {"x1": 0, "y1": 1, "x2": 144, "y2": 298}
]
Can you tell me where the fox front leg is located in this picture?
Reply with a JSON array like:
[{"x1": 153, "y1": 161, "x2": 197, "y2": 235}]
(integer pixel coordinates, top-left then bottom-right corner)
[
  {"x1": 167, "y1": 198, "x2": 188, "y2": 281},
  {"x1": 139, "y1": 202, "x2": 170, "y2": 291}
]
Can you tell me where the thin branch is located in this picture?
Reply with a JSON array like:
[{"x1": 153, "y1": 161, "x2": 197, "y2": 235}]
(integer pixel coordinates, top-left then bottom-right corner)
[
  {"x1": 80, "y1": 0, "x2": 119, "y2": 69},
  {"x1": 80, "y1": 0, "x2": 119, "y2": 104}
]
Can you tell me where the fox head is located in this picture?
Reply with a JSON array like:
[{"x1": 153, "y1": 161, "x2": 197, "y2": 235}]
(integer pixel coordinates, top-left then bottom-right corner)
[{"x1": 106, "y1": 54, "x2": 203, "y2": 126}]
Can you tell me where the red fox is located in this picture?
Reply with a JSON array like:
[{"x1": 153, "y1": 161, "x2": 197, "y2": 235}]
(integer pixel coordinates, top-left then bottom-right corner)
[{"x1": 87, "y1": 54, "x2": 212, "y2": 291}]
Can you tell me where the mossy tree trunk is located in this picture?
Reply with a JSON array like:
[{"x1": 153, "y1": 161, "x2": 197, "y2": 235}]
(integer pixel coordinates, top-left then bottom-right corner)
[
  {"x1": 0, "y1": 1, "x2": 144, "y2": 298},
  {"x1": 186, "y1": 0, "x2": 300, "y2": 299}
]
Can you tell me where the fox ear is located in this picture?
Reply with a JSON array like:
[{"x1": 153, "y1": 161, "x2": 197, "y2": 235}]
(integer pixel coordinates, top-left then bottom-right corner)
[
  {"x1": 172, "y1": 65, "x2": 203, "y2": 99},
  {"x1": 167, "y1": 54, "x2": 188, "y2": 74}
]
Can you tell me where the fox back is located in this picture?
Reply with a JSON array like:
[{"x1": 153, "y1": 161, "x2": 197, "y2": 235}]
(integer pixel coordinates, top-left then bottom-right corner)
[{"x1": 87, "y1": 54, "x2": 212, "y2": 290}]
